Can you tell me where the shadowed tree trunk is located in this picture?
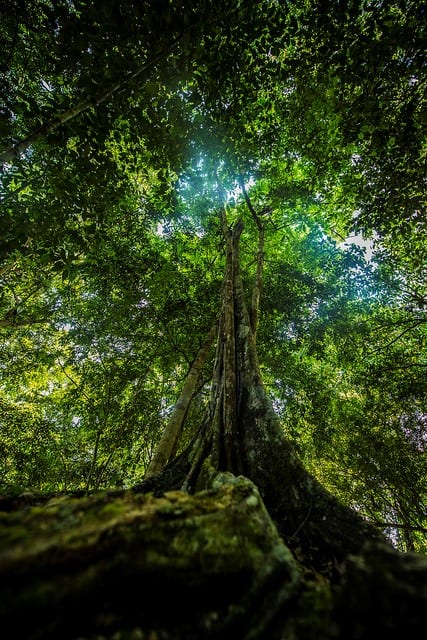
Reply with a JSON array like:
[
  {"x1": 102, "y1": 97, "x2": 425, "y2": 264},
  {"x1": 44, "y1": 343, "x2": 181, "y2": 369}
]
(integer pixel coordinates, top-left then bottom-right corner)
[
  {"x1": 1, "y1": 218, "x2": 426, "y2": 639},
  {"x1": 140, "y1": 215, "x2": 386, "y2": 566}
]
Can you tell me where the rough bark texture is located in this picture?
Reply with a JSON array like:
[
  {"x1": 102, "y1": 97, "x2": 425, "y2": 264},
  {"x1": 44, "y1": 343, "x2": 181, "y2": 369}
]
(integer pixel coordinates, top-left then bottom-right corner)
[
  {"x1": 0, "y1": 474, "x2": 301, "y2": 639},
  {"x1": 148, "y1": 218, "x2": 384, "y2": 570},
  {"x1": 238, "y1": 176, "x2": 264, "y2": 336},
  {"x1": 1, "y1": 220, "x2": 426, "y2": 637},
  {"x1": 1, "y1": 473, "x2": 426, "y2": 639}
]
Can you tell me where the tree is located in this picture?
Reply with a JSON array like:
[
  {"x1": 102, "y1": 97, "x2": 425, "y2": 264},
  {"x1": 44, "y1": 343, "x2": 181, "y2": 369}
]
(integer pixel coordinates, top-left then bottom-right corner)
[
  {"x1": 0, "y1": 1, "x2": 426, "y2": 637},
  {"x1": 1, "y1": 207, "x2": 426, "y2": 638}
]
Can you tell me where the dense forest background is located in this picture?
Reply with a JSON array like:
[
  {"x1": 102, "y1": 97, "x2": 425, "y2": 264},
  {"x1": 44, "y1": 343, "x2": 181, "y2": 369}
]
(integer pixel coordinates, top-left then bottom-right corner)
[{"x1": 0, "y1": 0, "x2": 425, "y2": 555}]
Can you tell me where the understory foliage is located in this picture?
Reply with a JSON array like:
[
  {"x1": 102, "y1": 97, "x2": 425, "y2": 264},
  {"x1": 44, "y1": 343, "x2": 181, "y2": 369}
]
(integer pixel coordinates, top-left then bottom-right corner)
[{"x1": 0, "y1": 0, "x2": 426, "y2": 553}]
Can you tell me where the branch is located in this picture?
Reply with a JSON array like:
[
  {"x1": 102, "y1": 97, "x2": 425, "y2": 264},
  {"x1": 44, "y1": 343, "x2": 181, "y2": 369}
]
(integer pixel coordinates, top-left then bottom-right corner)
[
  {"x1": 86, "y1": 429, "x2": 102, "y2": 491},
  {"x1": 373, "y1": 318, "x2": 427, "y2": 330},
  {"x1": 377, "y1": 363, "x2": 427, "y2": 372},
  {"x1": 0, "y1": 316, "x2": 49, "y2": 329},
  {"x1": 238, "y1": 176, "x2": 262, "y2": 230},
  {"x1": 145, "y1": 322, "x2": 218, "y2": 478},
  {"x1": 368, "y1": 324, "x2": 425, "y2": 354},
  {"x1": 372, "y1": 521, "x2": 427, "y2": 534},
  {"x1": 0, "y1": 41, "x2": 180, "y2": 166},
  {"x1": 236, "y1": 177, "x2": 265, "y2": 335},
  {"x1": 56, "y1": 358, "x2": 91, "y2": 403},
  {"x1": 1, "y1": 167, "x2": 48, "y2": 203}
]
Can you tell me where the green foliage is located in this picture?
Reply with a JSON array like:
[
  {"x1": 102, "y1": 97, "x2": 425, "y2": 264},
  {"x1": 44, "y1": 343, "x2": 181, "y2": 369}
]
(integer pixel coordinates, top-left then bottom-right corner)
[
  {"x1": 0, "y1": 0, "x2": 425, "y2": 551},
  {"x1": 0, "y1": 394, "x2": 62, "y2": 493}
]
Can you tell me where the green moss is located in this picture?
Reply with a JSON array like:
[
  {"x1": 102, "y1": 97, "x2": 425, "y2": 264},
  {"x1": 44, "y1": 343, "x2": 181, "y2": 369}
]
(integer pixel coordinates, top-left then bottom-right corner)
[
  {"x1": 0, "y1": 474, "x2": 303, "y2": 639},
  {"x1": 292, "y1": 579, "x2": 336, "y2": 640}
]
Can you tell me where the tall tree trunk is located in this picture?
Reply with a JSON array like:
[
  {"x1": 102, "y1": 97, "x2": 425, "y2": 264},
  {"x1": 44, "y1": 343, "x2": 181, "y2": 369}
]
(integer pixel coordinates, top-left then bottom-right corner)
[
  {"x1": 238, "y1": 175, "x2": 265, "y2": 336},
  {"x1": 145, "y1": 218, "x2": 383, "y2": 568},
  {"x1": 1, "y1": 221, "x2": 426, "y2": 638},
  {"x1": 250, "y1": 225, "x2": 264, "y2": 336},
  {"x1": 145, "y1": 322, "x2": 217, "y2": 478}
]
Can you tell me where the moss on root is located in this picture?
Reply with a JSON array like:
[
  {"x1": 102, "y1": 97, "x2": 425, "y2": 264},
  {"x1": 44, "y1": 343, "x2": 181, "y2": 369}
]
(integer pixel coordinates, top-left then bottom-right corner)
[
  {"x1": 0, "y1": 474, "x2": 300, "y2": 639},
  {"x1": 1, "y1": 473, "x2": 426, "y2": 639}
]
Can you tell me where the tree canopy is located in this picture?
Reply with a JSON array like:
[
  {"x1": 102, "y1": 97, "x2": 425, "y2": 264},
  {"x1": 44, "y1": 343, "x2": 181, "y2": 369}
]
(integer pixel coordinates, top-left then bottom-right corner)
[{"x1": 0, "y1": 0, "x2": 426, "y2": 562}]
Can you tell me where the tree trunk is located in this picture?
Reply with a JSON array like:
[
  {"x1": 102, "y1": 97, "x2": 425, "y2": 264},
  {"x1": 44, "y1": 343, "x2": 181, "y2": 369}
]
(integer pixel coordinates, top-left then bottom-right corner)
[
  {"x1": 141, "y1": 219, "x2": 385, "y2": 568},
  {"x1": 1, "y1": 473, "x2": 426, "y2": 640},
  {"x1": 0, "y1": 220, "x2": 426, "y2": 638},
  {"x1": 145, "y1": 322, "x2": 217, "y2": 478}
]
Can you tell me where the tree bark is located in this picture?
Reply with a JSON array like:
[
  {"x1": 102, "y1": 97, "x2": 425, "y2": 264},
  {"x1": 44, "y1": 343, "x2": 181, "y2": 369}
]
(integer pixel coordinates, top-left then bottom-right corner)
[
  {"x1": 250, "y1": 225, "x2": 264, "y2": 336},
  {"x1": 238, "y1": 176, "x2": 265, "y2": 335},
  {"x1": 1, "y1": 473, "x2": 426, "y2": 639},
  {"x1": 145, "y1": 322, "x2": 217, "y2": 478},
  {"x1": 151, "y1": 219, "x2": 384, "y2": 569},
  {"x1": 0, "y1": 474, "x2": 300, "y2": 639}
]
